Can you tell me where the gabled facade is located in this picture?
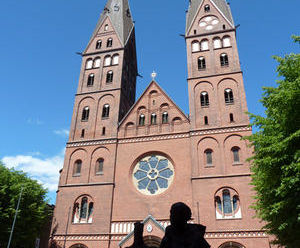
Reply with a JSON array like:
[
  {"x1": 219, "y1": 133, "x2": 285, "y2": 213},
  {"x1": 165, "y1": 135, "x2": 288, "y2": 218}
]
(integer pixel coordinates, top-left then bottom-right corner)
[{"x1": 51, "y1": 1, "x2": 272, "y2": 248}]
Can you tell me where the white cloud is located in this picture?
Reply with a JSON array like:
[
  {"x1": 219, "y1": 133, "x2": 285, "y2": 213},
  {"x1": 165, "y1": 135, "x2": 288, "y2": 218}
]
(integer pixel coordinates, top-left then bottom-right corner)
[
  {"x1": 2, "y1": 150, "x2": 65, "y2": 191},
  {"x1": 54, "y1": 129, "x2": 69, "y2": 137}
]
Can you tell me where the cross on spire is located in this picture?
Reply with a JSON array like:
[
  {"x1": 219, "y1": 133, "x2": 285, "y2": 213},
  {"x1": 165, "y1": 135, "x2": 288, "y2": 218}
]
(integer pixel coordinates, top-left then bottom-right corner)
[{"x1": 151, "y1": 71, "x2": 157, "y2": 81}]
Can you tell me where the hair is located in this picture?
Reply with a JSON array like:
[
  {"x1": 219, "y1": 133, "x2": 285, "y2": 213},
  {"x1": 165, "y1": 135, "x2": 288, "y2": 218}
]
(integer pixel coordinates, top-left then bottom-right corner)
[{"x1": 170, "y1": 202, "x2": 192, "y2": 222}]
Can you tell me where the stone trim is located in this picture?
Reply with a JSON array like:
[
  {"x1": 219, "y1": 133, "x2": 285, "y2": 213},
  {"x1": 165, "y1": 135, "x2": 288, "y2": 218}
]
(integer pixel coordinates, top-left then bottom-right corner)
[
  {"x1": 67, "y1": 139, "x2": 117, "y2": 148},
  {"x1": 59, "y1": 182, "x2": 114, "y2": 188},
  {"x1": 192, "y1": 173, "x2": 251, "y2": 180}
]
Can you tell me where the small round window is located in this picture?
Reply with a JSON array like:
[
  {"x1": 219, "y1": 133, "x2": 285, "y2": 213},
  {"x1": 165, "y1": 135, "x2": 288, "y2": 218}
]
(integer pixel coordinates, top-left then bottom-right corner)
[{"x1": 133, "y1": 155, "x2": 174, "y2": 196}]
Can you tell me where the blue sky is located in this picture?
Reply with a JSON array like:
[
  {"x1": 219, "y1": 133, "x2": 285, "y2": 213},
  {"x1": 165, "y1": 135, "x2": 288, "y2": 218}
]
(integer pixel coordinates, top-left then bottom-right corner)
[{"x1": 0, "y1": 0, "x2": 299, "y2": 203}]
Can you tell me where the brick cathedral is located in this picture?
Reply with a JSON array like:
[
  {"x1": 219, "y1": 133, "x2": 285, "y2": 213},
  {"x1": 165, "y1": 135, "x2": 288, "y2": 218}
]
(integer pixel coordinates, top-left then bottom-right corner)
[{"x1": 51, "y1": 0, "x2": 272, "y2": 247}]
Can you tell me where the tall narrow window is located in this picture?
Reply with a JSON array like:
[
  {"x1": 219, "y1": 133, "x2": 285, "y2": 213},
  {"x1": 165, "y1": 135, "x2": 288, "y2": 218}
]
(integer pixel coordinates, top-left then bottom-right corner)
[
  {"x1": 104, "y1": 24, "x2": 109, "y2": 31},
  {"x1": 204, "y1": 5, "x2": 210, "y2": 12},
  {"x1": 139, "y1": 114, "x2": 145, "y2": 126},
  {"x1": 102, "y1": 104, "x2": 110, "y2": 118},
  {"x1": 86, "y1": 59, "x2": 93, "y2": 69},
  {"x1": 205, "y1": 149, "x2": 213, "y2": 165},
  {"x1": 232, "y1": 147, "x2": 240, "y2": 163},
  {"x1": 204, "y1": 116, "x2": 208, "y2": 125},
  {"x1": 200, "y1": 39, "x2": 209, "y2": 51},
  {"x1": 106, "y1": 71, "x2": 113, "y2": 83},
  {"x1": 198, "y1": 57, "x2": 206, "y2": 70},
  {"x1": 151, "y1": 113, "x2": 157, "y2": 125},
  {"x1": 80, "y1": 197, "x2": 88, "y2": 219},
  {"x1": 162, "y1": 112, "x2": 169, "y2": 124},
  {"x1": 224, "y1": 88, "x2": 234, "y2": 104},
  {"x1": 230, "y1": 113, "x2": 234, "y2": 122},
  {"x1": 96, "y1": 40, "x2": 102, "y2": 49},
  {"x1": 213, "y1": 38, "x2": 222, "y2": 49},
  {"x1": 223, "y1": 190, "x2": 233, "y2": 214},
  {"x1": 96, "y1": 158, "x2": 104, "y2": 175},
  {"x1": 223, "y1": 36, "x2": 231, "y2": 47},
  {"x1": 104, "y1": 56, "x2": 111, "y2": 66},
  {"x1": 107, "y1": 38, "x2": 113, "y2": 47},
  {"x1": 200, "y1": 91, "x2": 209, "y2": 107},
  {"x1": 192, "y1": 41, "x2": 200, "y2": 52},
  {"x1": 112, "y1": 54, "x2": 119, "y2": 65},
  {"x1": 81, "y1": 107, "x2": 90, "y2": 121},
  {"x1": 220, "y1": 53, "x2": 229, "y2": 66},
  {"x1": 93, "y1": 57, "x2": 101, "y2": 68},
  {"x1": 87, "y1": 74, "x2": 94, "y2": 87},
  {"x1": 81, "y1": 129, "x2": 85, "y2": 138},
  {"x1": 88, "y1": 202, "x2": 94, "y2": 220},
  {"x1": 102, "y1": 127, "x2": 106, "y2": 136},
  {"x1": 74, "y1": 160, "x2": 82, "y2": 176}
]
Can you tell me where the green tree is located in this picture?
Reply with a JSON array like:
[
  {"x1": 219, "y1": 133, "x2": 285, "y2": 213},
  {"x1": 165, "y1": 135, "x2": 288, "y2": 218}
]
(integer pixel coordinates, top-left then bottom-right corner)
[
  {"x1": 246, "y1": 36, "x2": 300, "y2": 248},
  {"x1": 0, "y1": 161, "x2": 50, "y2": 248}
]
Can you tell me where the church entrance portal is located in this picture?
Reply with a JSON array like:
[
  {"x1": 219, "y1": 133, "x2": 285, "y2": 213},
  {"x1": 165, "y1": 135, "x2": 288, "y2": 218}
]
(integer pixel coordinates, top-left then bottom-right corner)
[{"x1": 143, "y1": 235, "x2": 161, "y2": 248}]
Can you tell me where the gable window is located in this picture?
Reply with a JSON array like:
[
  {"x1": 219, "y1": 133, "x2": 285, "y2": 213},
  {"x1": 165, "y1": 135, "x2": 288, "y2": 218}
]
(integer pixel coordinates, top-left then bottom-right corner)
[
  {"x1": 198, "y1": 57, "x2": 206, "y2": 70},
  {"x1": 107, "y1": 38, "x2": 113, "y2": 47},
  {"x1": 96, "y1": 158, "x2": 104, "y2": 175},
  {"x1": 224, "y1": 88, "x2": 234, "y2": 104},
  {"x1": 104, "y1": 24, "x2": 109, "y2": 31},
  {"x1": 81, "y1": 107, "x2": 90, "y2": 121},
  {"x1": 220, "y1": 53, "x2": 229, "y2": 66},
  {"x1": 232, "y1": 147, "x2": 240, "y2": 163},
  {"x1": 73, "y1": 160, "x2": 82, "y2": 176},
  {"x1": 139, "y1": 114, "x2": 145, "y2": 126},
  {"x1": 213, "y1": 38, "x2": 222, "y2": 49},
  {"x1": 205, "y1": 149, "x2": 213, "y2": 165},
  {"x1": 86, "y1": 59, "x2": 93, "y2": 69},
  {"x1": 87, "y1": 74, "x2": 94, "y2": 87},
  {"x1": 204, "y1": 5, "x2": 210, "y2": 12},
  {"x1": 223, "y1": 36, "x2": 231, "y2": 47},
  {"x1": 102, "y1": 104, "x2": 110, "y2": 118},
  {"x1": 151, "y1": 113, "x2": 157, "y2": 125},
  {"x1": 106, "y1": 71, "x2": 113, "y2": 83},
  {"x1": 72, "y1": 196, "x2": 94, "y2": 224},
  {"x1": 162, "y1": 112, "x2": 169, "y2": 124},
  {"x1": 192, "y1": 41, "x2": 200, "y2": 52},
  {"x1": 93, "y1": 57, "x2": 101, "y2": 68},
  {"x1": 96, "y1": 40, "x2": 102, "y2": 49},
  {"x1": 200, "y1": 91, "x2": 209, "y2": 107},
  {"x1": 104, "y1": 56, "x2": 111, "y2": 66},
  {"x1": 200, "y1": 39, "x2": 209, "y2": 51},
  {"x1": 112, "y1": 54, "x2": 119, "y2": 65}
]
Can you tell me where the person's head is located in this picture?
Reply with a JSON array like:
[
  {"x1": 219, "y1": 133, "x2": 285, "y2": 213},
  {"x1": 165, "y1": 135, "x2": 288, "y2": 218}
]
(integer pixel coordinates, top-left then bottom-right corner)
[{"x1": 170, "y1": 202, "x2": 192, "y2": 229}]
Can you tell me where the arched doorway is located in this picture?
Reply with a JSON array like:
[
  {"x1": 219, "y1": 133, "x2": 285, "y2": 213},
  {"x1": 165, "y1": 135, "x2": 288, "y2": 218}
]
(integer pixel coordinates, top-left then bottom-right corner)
[
  {"x1": 69, "y1": 244, "x2": 88, "y2": 248},
  {"x1": 219, "y1": 241, "x2": 245, "y2": 248},
  {"x1": 143, "y1": 236, "x2": 161, "y2": 248}
]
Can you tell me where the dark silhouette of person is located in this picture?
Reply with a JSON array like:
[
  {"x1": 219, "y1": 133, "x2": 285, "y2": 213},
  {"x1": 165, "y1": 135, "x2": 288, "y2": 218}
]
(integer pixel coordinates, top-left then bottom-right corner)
[
  {"x1": 126, "y1": 222, "x2": 147, "y2": 248},
  {"x1": 160, "y1": 202, "x2": 210, "y2": 248}
]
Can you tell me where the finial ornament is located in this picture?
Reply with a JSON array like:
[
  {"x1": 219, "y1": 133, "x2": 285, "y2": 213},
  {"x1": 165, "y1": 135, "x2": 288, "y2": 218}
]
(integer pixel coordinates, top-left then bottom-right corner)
[{"x1": 151, "y1": 71, "x2": 157, "y2": 81}]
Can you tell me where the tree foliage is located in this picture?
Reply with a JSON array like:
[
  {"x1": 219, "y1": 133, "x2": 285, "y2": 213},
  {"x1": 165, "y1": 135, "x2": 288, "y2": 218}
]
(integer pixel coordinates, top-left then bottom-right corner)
[
  {"x1": 245, "y1": 36, "x2": 300, "y2": 248},
  {"x1": 0, "y1": 162, "x2": 50, "y2": 248}
]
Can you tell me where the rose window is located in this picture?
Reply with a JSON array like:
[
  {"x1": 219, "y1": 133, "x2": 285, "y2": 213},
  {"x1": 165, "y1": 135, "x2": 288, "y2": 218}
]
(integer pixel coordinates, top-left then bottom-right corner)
[
  {"x1": 133, "y1": 155, "x2": 174, "y2": 195},
  {"x1": 199, "y1": 16, "x2": 220, "y2": 31}
]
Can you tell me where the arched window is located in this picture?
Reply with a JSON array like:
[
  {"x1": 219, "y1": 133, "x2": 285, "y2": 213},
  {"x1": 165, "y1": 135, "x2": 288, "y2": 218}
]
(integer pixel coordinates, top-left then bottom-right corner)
[
  {"x1": 107, "y1": 38, "x2": 113, "y2": 47},
  {"x1": 96, "y1": 158, "x2": 104, "y2": 175},
  {"x1": 139, "y1": 114, "x2": 145, "y2": 126},
  {"x1": 213, "y1": 38, "x2": 222, "y2": 49},
  {"x1": 104, "y1": 24, "x2": 109, "y2": 31},
  {"x1": 106, "y1": 71, "x2": 113, "y2": 83},
  {"x1": 205, "y1": 149, "x2": 213, "y2": 165},
  {"x1": 200, "y1": 91, "x2": 209, "y2": 107},
  {"x1": 215, "y1": 188, "x2": 241, "y2": 219},
  {"x1": 151, "y1": 113, "x2": 157, "y2": 125},
  {"x1": 96, "y1": 40, "x2": 102, "y2": 49},
  {"x1": 93, "y1": 57, "x2": 101, "y2": 68},
  {"x1": 224, "y1": 88, "x2": 234, "y2": 104},
  {"x1": 86, "y1": 59, "x2": 93, "y2": 69},
  {"x1": 219, "y1": 241, "x2": 244, "y2": 248},
  {"x1": 72, "y1": 196, "x2": 94, "y2": 224},
  {"x1": 192, "y1": 41, "x2": 200, "y2": 52},
  {"x1": 162, "y1": 112, "x2": 169, "y2": 124},
  {"x1": 102, "y1": 104, "x2": 110, "y2": 118},
  {"x1": 198, "y1": 57, "x2": 206, "y2": 70},
  {"x1": 87, "y1": 74, "x2": 94, "y2": 87},
  {"x1": 112, "y1": 54, "x2": 119, "y2": 65},
  {"x1": 232, "y1": 147, "x2": 240, "y2": 163},
  {"x1": 73, "y1": 160, "x2": 82, "y2": 176},
  {"x1": 104, "y1": 56, "x2": 111, "y2": 66},
  {"x1": 81, "y1": 107, "x2": 90, "y2": 121},
  {"x1": 204, "y1": 5, "x2": 210, "y2": 12},
  {"x1": 220, "y1": 53, "x2": 229, "y2": 66},
  {"x1": 223, "y1": 36, "x2": 231, "y2": 47},
  {"x1": 200, "y1": 39, "x2": 209, "y2": 51}
]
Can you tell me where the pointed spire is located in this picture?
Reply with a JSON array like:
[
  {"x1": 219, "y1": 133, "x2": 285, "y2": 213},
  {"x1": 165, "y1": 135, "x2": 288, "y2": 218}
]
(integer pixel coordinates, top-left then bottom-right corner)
[
  {"x1": 186, "y1": 0, "x2": 234, "y2": 35},
  {"x1": 89, "y1": 0, "x2": 134, "y2": 46}
]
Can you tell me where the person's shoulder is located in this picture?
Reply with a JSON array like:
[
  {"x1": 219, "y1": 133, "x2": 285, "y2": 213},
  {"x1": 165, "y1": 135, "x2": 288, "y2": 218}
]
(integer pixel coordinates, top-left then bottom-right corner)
[{"x1": 187, "y1": 224, "x2": 206, "y2": 236}]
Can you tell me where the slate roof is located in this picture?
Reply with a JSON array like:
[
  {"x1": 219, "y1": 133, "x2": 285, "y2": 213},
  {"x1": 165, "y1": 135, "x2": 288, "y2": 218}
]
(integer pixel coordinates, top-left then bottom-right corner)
[
  {"x1": 86, "y1": 0, "x2": 134, "y2": 49},
  {"x1": 186, "y1": 0, "x2": 234, "y2": 34}
]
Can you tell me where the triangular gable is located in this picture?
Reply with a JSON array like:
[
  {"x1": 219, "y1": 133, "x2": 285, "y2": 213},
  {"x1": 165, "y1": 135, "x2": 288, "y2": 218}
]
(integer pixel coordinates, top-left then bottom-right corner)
[
  {"x1": 119, "y1": 80, "x2": 189, "y2": 128},
  {"x1": 119, "y1": 215, "x2": 166, "y2": 247}
]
